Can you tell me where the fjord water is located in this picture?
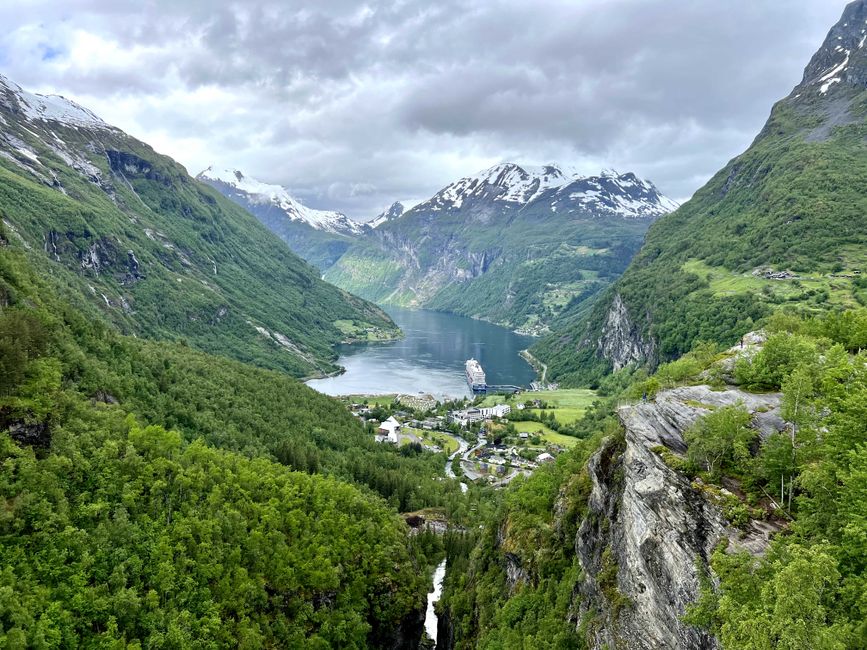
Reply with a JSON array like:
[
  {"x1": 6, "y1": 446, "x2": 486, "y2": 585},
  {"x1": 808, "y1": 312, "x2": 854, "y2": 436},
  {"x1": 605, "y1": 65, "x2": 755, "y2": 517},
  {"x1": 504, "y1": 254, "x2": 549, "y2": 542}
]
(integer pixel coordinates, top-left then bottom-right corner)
[{"x1": 307, "y1": 307, "x2": 537, "y2": 397}]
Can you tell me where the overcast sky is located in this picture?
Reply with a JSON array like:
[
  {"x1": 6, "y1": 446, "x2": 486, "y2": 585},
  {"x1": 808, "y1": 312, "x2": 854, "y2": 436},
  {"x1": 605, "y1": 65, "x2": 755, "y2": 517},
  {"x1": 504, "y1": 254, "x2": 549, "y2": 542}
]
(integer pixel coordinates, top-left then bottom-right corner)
[{"x1": 0, "y1": 0, "x2": 848, "y2": 219}]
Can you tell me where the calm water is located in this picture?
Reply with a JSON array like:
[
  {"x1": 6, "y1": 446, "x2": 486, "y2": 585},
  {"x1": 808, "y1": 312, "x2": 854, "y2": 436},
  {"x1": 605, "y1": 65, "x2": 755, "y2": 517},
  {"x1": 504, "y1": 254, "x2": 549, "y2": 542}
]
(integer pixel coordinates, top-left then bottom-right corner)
[{"x1": 306, "y1": 307, "x2": 537, "y2": 398}]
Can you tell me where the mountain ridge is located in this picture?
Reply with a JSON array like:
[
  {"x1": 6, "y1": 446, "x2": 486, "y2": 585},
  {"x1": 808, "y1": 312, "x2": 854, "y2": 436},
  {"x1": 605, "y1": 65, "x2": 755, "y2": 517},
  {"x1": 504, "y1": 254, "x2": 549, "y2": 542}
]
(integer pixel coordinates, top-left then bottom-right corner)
[
  {"x1": 0, "y1": 72, "x2": 399, "y2": 378},
  {"x1": 533, "y1": 0, "x2": 867, "y2": 385},
  {"x1": 324, "y1": 163, "x2": 678, "y2": 333},
  {"x1": 197, "y1": 166, "x2": 366, "y2": 236}
]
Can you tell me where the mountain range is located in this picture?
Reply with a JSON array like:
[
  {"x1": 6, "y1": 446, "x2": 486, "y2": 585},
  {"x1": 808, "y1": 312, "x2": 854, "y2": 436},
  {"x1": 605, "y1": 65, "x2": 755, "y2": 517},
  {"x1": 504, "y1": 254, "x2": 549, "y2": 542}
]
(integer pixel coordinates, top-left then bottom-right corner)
[
  {"x1": 0, "y1": 74, "x2": 399, "y2": 378},
  {"x1": 4, "y1": 1, "x2": 867, "y2": 649},
  {"x1": 205, "y1": 162, "x2": 678, "y2": 334}
]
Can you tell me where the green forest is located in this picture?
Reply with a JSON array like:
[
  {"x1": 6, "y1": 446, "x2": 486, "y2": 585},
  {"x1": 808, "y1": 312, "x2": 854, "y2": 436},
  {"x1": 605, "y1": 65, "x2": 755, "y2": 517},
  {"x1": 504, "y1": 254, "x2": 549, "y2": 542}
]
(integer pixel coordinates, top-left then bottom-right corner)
[
  {"x1": 0, "y1": 213, "x2": 453, "y2": 646},
  {"x1": 439, "y1": 310, "x2": 867, "y2": 649}
]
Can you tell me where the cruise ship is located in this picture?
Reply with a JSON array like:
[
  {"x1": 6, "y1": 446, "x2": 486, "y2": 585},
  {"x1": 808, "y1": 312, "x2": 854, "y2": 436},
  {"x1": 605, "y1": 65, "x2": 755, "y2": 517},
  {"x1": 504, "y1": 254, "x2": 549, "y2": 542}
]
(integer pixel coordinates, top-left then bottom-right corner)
[{"x1": 465, "y1": 358, "x2": 487, "y2": 392}]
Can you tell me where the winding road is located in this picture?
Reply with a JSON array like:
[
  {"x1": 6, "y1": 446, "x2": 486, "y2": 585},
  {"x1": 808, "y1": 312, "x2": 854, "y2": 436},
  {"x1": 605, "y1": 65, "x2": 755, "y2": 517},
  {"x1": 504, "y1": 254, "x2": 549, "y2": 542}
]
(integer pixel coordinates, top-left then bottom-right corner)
[{"x1": 445, "y1": 435, "x2": 470, "y2": 492}]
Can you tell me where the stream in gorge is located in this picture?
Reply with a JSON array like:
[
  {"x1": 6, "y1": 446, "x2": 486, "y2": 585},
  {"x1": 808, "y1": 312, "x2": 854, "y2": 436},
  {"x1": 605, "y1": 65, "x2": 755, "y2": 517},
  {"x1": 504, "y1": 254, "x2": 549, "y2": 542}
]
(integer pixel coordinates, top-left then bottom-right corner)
[{"x1": 424, "y1": 560, "x2": 447, "y2": 646}]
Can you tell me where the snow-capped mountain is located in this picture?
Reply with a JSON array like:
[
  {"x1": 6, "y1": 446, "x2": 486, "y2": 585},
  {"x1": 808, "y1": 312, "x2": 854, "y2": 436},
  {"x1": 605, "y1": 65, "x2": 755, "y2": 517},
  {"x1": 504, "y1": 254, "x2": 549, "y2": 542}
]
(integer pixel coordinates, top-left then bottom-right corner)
[
  {"x1": 197, "y1": 167, "x2": 365, "y2": 236},
  {"x1": 417, "y1": 163, "x2": 678, "y2": 219},
  {"x1": 0, "y1": 73, "x2": 400, "y2": 376},
  {"x1": 0, "y1": 74, "x2": 111, "y2": 130},
  {"x1": 798, "y1": 0, "x2": 867, "y2": 95},
  {"x1": 324, "y1": 162, "x2": 678, "y2": 333},
  {"x1": 369, "y1": 202, "x2": 406, "y2": 229}
]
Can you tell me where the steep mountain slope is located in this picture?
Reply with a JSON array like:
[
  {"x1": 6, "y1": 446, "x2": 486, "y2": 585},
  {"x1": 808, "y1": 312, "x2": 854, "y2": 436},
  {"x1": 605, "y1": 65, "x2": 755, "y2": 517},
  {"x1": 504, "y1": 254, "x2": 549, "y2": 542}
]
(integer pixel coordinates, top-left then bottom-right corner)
[
  {"x1": 197, "y1": 167, "x2": 366, "y2": 269},
  {"x1": 439, "y1": 315, "x2": 867, "y2": 649},
  {"x1": 0, "y1": 75, "x2": 398, "y2": 379},
  {"x1": 535, "y1": 0, "x2": 867, "y2": 385},
  {"x1": 0, "y1": 213, "x2": 439, "y2": 648},
  {"x1": 325, "y1": 164, "x2": 677, "y2": 333}
]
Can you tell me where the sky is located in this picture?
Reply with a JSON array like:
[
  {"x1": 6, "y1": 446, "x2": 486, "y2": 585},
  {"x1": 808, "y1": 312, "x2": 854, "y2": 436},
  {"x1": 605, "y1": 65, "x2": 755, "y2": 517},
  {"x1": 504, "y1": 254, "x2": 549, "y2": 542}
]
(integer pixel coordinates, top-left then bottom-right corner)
[{"x1": 0, "y1": 0, "x2": 849, "y2": 219}]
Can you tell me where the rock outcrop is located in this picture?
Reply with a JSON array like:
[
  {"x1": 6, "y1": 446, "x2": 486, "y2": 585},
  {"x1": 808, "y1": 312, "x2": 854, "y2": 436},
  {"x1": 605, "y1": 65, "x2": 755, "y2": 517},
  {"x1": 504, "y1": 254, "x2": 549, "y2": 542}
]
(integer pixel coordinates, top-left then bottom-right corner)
[
  {"x1": 576, "y1": 384, "x2": 785, "y2": 650},
  {"x1": 594, "y1": 293, "x2": 657, "y2": 371}
]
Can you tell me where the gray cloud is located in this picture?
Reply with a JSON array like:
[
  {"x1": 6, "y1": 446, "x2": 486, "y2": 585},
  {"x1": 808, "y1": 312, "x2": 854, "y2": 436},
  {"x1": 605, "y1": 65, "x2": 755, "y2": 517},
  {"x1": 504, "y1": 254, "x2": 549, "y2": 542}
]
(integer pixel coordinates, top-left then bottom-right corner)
[{"x1": 0, "y1": 0, "x2": 849, "y2": 217}]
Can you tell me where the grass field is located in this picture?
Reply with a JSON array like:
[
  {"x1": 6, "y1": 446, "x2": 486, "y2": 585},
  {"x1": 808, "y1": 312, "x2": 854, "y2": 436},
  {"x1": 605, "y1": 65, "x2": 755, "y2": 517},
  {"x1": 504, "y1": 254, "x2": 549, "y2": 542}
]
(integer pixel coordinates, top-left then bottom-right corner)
[
  {"x1": 341, "y1": 394, "x2": 397, "y2": 407},
  {"x1": 510, "y1": 421, "x2": 580, "y2": 448},
  {"x1": 402, "y1": 428, "x2": 460, "y2": 454},
  {"x1": 682, "y1": 258, "x2": 862, "y2": 309},
  {"x1": 527, "y1": 388, "x2": 597, "y2": 423}
]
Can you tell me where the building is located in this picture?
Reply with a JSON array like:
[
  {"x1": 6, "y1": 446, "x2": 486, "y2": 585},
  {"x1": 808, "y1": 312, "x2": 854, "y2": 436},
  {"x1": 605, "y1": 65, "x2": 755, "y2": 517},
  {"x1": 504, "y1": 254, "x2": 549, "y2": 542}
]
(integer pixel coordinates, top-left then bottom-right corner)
[
  {"x1": 480, "y1": 404, "x2": 511, "y2": 419},
  {"x1": 536, "y1": 452, "x2": 555, "y2": 464},
  {"x1": 519, "y1": 432, "x2": 529, "y2": 440},
  {"x1": 449, "y1": 408, "x2": 484, "y2": 427},
  {"x1": 377, "y1": 416, "x2": 401, "y2": 444},
  {"x1": 395, "y1": 393, "x2": 438, "y2": 412}
]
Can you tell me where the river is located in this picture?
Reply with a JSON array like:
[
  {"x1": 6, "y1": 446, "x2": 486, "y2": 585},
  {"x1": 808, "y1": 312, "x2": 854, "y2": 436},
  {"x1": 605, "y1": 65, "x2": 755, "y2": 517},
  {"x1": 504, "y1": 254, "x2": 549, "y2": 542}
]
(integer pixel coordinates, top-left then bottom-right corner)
[
  {"x1": 307, "y1": 306, "x2": 537, "y2": 398},
  {"x1": 424, "y1": 559, "x2": 447, "y2": 644}
]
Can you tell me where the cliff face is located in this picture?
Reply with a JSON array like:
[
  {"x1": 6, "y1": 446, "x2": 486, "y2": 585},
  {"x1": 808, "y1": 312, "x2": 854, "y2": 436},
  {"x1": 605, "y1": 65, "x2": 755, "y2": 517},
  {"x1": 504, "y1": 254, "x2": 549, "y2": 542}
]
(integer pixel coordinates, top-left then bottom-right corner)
[
  {"x1": 576, "y1": 385, "x2": 784, "y2": 649},
  {"x1": 594, "y1": 293, "x2": 657, "y2": 371}
]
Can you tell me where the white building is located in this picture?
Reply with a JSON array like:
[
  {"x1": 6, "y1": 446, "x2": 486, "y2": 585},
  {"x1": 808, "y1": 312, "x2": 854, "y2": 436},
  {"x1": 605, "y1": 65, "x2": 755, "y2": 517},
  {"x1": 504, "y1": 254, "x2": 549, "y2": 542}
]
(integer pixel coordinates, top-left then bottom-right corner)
[
  {"x1": 536, "y1": 452, "x2": 555, "y2": 464},
  {"x1": 376, "y1": 416, "x2": 401, "y2": 444},
  {"x1": 480, "y1": 404, "x2": 511, "y2": 419},
  {"x1": 448, "y1": 408, "x2": 484, "y2": 427}
]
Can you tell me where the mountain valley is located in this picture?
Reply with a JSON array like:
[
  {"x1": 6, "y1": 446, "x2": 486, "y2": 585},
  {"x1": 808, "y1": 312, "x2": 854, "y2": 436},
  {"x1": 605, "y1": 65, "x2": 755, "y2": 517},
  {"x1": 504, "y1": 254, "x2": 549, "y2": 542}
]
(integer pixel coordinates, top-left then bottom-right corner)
[
  {"x1": 3, "y1": 2, "x2": 867, "y2": 649},
  {"x1": 206, "y1": 162, "x2": 678, "y2": 334}
]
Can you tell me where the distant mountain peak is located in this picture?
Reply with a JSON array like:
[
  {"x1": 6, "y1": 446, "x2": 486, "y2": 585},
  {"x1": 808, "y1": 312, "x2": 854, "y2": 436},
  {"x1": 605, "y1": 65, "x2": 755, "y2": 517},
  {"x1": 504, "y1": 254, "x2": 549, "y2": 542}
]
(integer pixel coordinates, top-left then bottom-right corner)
[
  {"x1": 799, "y1": 0, "x2": 867, "y2": 95},
  {"x1": 416, "y1": 162, "x2": 677, "y2": 219},
  {"x1": 197, "y1": 167, "x2": 364, "y2": 236},
  {"x1": 369, "y1": 201, "x2": 405, "y2": 228},
  {"x1": 0, "y1": 74, "x2": 110, "y2": 129}
]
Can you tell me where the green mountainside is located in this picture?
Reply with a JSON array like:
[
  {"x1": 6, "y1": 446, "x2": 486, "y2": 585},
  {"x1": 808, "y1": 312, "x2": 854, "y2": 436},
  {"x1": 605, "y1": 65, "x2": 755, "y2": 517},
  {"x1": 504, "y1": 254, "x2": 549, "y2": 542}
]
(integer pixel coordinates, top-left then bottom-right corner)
[
  {"x1": 434, "y1": 5, "x2": 867, "y2": 650},
  {"x1": 0, "y1": 76, "x2": 398, "y2": 379},
  {"x1": 534, "y1": 2, "x2": 867, "y2": 385},
  {"x1": 0, "y1": 202, "x2": 451, "y2": 647},
  {"x1": 439, "y1": 313, "x2": 867, "y2": 649},
  {"x1": 0, "y1": 76, "x2": 458, "y2": 647},
  {"x1": 324, "y1": 165, "x2": 676, "y2": 334}
]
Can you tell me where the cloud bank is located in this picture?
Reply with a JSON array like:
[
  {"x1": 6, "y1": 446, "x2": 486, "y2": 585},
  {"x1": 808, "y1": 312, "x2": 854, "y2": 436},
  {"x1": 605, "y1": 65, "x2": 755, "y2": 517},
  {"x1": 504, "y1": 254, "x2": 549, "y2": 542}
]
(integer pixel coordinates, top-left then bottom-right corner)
[{"x1": 0, "y1": 0, "x2": 847, "y2": 218}]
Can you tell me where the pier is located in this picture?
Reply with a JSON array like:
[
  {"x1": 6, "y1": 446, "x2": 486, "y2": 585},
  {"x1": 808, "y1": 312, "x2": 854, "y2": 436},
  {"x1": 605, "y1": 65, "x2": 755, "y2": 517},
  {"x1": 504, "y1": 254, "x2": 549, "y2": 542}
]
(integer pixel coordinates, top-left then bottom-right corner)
[{"x1": 480, "y1": 384, "x2": 523, "y2": 395}]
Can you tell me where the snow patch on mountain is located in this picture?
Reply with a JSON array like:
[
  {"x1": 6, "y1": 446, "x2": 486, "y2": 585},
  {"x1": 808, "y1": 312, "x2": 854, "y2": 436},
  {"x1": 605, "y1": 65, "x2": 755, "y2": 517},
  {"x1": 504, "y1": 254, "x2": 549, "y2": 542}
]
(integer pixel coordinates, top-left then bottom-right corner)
[
  {"x1": 800, "y1": 2, "x2": 867, "y2": 95},
  {"x1": 198, "y1": 167, "x2": 365, "y2": 235},
  {"x1": 0, "y1": 74, "x2": 109, "y2": 129},
  {"x1": 369, "y1": 201, "x2": 406, "y2": 228},
  {"x1": 418, "y1": 163, "x2": 677, "y2": 219}
]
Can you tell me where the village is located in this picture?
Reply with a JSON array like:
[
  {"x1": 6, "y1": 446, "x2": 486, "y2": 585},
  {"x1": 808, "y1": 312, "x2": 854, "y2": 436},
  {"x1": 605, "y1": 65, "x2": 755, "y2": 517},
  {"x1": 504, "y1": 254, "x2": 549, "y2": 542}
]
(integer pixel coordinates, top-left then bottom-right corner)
[{"x1": 343, "y1": 388, "x2": 596, "y2": 487}]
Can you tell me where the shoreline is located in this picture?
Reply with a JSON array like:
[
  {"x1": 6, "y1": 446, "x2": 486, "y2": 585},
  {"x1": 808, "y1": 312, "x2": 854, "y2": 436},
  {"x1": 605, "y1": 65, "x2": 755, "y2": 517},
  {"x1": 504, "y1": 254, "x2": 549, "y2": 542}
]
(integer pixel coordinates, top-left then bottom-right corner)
[{"x1": 519, "y1": 349, "x2": 547, "y2": 384}]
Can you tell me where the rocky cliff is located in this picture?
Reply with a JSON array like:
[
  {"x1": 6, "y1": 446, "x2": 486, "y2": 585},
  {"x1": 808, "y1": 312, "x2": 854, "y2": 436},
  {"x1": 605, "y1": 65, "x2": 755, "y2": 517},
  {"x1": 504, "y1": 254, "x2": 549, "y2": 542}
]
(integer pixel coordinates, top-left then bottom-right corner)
[
  {"x1": 576, "y1": 382, "x2": 784, "y2": 649},
  {"x1": 594, "y1": 294, "x2": 657, "y2": 371}
]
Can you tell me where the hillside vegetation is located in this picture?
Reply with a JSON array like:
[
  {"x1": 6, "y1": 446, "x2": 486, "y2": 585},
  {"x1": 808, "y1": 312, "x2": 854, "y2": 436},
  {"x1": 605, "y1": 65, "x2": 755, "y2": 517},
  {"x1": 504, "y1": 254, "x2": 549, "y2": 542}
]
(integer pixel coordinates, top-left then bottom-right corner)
[
  {"x1": 0, "y1": 77, "x2": 398, "y2": 378},
  {"x1": 534, "y1": 19, "x2": 867, "y2": 385},
  {"x1": 0, "y1": 225, "x2": 443, "y2": 646},
  {"x1": 440, "y1": 310, "x2": 867, "y2": 649}
]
